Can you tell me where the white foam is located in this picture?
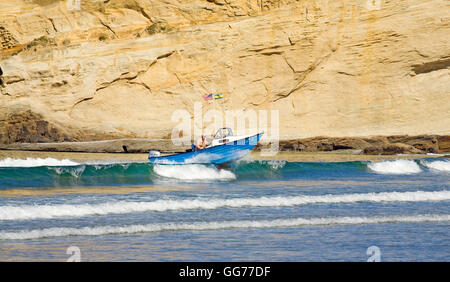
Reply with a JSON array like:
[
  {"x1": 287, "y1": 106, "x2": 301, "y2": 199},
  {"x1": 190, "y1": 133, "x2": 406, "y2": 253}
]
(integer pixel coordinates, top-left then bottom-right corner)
[
  {"x1": 48, "y1": 166, "x2": 86, "y2": 177},
  {"x1": 266, "y1": 160, "x2": 286, "y2": 170},
  {"x1": 153, "y1": 164, "x2": 236, "y2": 180},
  {"x1": 152, "y1": 153, "x2": 229, "y2": 165},
  {"x1": 236, "y1": 153, "x2": 255, "y2": 163},
  {"x1": 427, "y1": 153, "x2": 450, "y2": 156},
  {"x1": 421, "y1": 160, "x2": 450, "y2": 172},
  {"x1": 1, "y1": 214, "x2": 448, "y2": 240},
  {"x1": 1, "y1": 190, "x2": 449, "y2": 221},
  {"x1": 367, "y1": 159, "x2": 422, "y2": 174},
  {"x1": 184, "y1": 153, "x2": 223, "y2": 164},
  {"x1": 180, "y1": 150, "x2": 251, "y2": 164},
  {"x1": 0, "y1": 157, "x2": 80, "y2": 167}
]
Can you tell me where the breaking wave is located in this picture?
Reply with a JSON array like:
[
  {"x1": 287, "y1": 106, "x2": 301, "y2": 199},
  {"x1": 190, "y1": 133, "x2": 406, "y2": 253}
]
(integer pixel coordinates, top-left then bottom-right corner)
[
  {"x1": 367, "y1": 159, "x2": 422, "y2": 174},
  {"x1": 0, "y1": 157, "x2": 80, "y2": 167},
  {"x1": 1, "y1": 190, "x2": 449, "y2": 221},
  {"x1": 421, "y1": 160, "x2": 450, "y2": 172},
  {"x1": 0, "y1": 157, "x2": 448, "y2": 189},
  {"x1": 153, "y1": 164, "x2": 236, "y2": 180},
  {"x1": 1, "y1": 214, "x2": 448, "y2": 240}
]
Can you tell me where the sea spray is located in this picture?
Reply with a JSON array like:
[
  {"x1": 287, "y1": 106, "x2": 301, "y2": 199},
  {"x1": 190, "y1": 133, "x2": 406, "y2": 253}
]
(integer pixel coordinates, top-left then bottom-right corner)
[
  {"x1": 367, "y1": 159, "x2": 422, "y2": 174},
  {"x1": 421, "y1": 160, "x2": 450, "y2": 172},
  {"x1": 153, "y1": 164, "x2": 236, "y2": 180}
]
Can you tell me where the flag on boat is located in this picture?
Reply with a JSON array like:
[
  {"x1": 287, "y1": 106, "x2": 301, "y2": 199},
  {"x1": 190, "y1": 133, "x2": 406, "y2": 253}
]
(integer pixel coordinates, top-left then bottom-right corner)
[
  {"x1": 202, "y1": 93, "x2": 213, "y2": 101},
  {"x1": 214, "y1": 93, "x2": 223, "y2": 100}
]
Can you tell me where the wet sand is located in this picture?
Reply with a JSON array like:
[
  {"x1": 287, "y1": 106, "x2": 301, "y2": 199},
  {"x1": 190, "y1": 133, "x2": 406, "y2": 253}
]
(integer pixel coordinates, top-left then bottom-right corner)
[{"x1": 0, "y1": 150, "x2": 447, "y2": 163}]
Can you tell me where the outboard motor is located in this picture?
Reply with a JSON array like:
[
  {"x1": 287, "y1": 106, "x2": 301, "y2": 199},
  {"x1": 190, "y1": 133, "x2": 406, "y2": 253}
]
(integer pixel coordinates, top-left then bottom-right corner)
[{"x1": 148, "y1": 150, "x2": 161, "y2": 158}]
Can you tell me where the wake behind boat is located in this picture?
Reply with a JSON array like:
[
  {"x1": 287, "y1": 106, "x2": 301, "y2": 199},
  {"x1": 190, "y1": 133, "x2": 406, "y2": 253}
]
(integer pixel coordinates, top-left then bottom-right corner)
[{"x1": 148, "y1": 128, "x2": 263, "y2": 164}]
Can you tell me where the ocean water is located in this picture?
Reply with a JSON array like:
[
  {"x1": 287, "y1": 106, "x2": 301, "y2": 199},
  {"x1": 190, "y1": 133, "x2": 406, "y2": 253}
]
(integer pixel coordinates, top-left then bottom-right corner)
[{"x1": 0, "y1": 157, "x2": 449, "y2": 261}]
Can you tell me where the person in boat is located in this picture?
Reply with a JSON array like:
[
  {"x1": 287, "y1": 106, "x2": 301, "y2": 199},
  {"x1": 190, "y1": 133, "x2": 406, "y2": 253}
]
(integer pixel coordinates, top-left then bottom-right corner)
[{"x1": 195, "y1": 135, "x2": 210, "y2": 150}]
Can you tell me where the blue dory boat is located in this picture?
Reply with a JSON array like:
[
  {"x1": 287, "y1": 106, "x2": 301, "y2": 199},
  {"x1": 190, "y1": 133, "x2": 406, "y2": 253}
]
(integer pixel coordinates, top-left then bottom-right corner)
[{"x1": 148, "y1": 128, "x2": 263, "y2": 164}]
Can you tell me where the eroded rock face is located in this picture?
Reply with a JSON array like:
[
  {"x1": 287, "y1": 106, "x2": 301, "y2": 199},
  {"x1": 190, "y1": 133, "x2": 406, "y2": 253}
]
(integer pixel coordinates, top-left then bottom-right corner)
[
  {"x1": 437, "y1": 136, "x2": 450, "y2": 153},
  {"x1": 273, "y1": 135, "x2": 445, "y2": 154},
  {"x1": 0, "y1": 0, "x2": 449, "y2": 144},
  {"x1": 0, "y1": 109, "x2": 72, "y2": 144}
]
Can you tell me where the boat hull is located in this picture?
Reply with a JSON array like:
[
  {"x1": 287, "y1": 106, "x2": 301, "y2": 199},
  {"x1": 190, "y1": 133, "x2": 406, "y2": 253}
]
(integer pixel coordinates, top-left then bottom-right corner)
[{"x1": 148, "y1": 133, "x2": 263, "y2": 164}]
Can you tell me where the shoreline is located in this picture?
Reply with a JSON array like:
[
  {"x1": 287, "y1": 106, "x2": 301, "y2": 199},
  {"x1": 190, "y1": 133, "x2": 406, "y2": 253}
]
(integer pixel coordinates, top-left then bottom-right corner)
[{"x1": 0, "y1": 149, "x2": 448, "y2": 163}]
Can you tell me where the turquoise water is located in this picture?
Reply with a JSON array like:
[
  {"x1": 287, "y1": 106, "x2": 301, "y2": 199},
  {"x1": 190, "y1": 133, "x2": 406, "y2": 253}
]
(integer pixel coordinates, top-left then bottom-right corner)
[{"x1": 0, "y1": 157, "x2": 449, "y2": 261}]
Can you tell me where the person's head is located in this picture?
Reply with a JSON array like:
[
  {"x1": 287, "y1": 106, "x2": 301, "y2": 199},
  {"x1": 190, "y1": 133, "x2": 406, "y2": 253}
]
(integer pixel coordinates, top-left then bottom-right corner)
[{"x1": 201, "y1": 135, "x2": 205, "y2": 141}]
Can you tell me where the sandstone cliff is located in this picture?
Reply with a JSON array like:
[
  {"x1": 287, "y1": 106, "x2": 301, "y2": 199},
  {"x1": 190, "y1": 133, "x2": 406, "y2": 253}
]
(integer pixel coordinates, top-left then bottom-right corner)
[{"x1": 0, "y1": 0, "x2": 449, "y2": 146}]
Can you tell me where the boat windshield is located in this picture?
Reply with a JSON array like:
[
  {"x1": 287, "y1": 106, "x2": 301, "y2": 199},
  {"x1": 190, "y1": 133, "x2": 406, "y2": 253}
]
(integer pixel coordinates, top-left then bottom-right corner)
[{"x1": 214, "y1": 128, "x2": 233, "y2": 139}]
